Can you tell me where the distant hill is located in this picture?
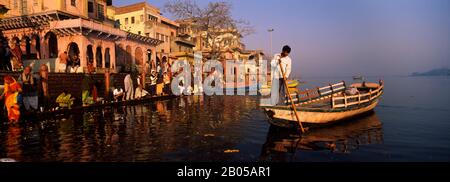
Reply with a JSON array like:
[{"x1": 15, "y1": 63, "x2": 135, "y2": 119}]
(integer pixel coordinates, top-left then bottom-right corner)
[{"x1": 411, "y1": 68, "x2": 450, "y2": 76}]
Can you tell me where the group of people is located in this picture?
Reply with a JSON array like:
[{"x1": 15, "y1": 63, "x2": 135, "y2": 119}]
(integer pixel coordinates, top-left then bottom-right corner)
[
  {"x1": 0, "y1": 41, "x2": 24, "y2": 72},
  {"x1": 57, "y1": 51, "x2": 81, "y2": 73},
  {"x1": 1, "y1": 66, "x2": 43, "y2": 122},
  {"x1": 0, "y1": 44, "x2": 298, "y2": 123},
  {"x1": 113, "y1": 59, "x2": 173, "y2": 102}
]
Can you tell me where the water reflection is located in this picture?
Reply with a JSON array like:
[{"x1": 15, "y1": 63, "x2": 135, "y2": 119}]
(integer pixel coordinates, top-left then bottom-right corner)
[
  {"x1": 260, "y1": 113, "x2": 384, "y2": 162},
  {"x1": 0, "y1": 95, "x2": 266, "y2": 162},
  {"x1": 0, "y1": 95, "x2": 386, "y2": 162}
]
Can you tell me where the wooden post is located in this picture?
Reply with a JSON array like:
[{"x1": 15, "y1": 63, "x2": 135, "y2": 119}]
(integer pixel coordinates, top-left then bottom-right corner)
[
  {"x1": 105, "y1": 68, "x2": 110, "y2": 101},
  {"x1": 316, "y1": 86, "x2": 321, "y2": 96},
  {"x1": 369, "y1": 89, "x2": 372, "y2": 100},
  {"x1": 329, "y1": 83, "x2": 334, "y2": 94},
  {"x1": 344, "y1": 93, "x2": 347, "y2": 108},
  {"x1": 358, "y1": 93, "x2": 361, "y2": 105},
  {"x1": 331, "y1": 95, "x2": 335, "y2": 108}
]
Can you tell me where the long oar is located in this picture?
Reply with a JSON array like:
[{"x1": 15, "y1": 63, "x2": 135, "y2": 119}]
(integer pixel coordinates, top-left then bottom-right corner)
[{"x1": 278, "y1": 59, "x2": 305, "y2": 133}]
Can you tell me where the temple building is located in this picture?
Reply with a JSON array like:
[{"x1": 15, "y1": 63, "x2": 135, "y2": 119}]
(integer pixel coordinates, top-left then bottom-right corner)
[
  {"x1": 113, "y1": 2, "x2": 195, "y2": 66},
  {"x1": 0, "y1": 0, "x2": 162, "y2": 73}
]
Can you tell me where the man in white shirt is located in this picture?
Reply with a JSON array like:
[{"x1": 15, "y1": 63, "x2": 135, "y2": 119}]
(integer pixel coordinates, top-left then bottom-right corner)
[{"x1": 270, "y1": 45, "x2": 292, "y2": 105}]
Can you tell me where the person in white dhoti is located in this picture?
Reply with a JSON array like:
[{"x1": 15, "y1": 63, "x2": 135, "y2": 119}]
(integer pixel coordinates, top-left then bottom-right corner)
[
  {"x1": 270, "y1": 45, "x2": 292, "y2": 106},
  {"x1": 124, "y1": 73, "x2": 134, "y2": 100}
]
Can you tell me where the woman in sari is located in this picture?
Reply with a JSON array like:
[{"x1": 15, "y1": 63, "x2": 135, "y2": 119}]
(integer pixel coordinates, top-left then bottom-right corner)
[{"x1": 0, "y1": 76, "x2": 22, "y2": 122}]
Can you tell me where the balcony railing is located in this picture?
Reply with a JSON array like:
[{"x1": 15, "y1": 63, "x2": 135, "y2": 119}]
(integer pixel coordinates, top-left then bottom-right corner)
[{"x1": 49, "y1": 18, "x2": 127, "y2": 38}]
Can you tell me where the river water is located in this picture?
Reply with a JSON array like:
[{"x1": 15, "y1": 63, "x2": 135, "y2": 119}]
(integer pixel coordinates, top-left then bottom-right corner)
[{"x1": 0, "y1": 76, "x2": 449, "y2": 162}]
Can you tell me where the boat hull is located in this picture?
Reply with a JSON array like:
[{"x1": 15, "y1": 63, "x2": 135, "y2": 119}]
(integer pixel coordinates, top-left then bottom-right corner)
[{"x1": 263, "y1": 100, "x2": 380, "y2": 128}]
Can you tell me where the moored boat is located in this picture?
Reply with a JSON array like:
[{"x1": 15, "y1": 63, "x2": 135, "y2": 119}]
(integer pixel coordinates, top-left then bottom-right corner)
[
  {"x1": 21, "y1": 95, "x2": 178, "y2": 121},
  {"x1": 261, "y1": 80, "x2": 384, "y2": 128}
]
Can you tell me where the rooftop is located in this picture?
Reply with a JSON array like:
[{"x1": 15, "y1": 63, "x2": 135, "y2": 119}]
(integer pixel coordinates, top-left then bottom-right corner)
[{"x1": 115, "y1": 2, "x2": 160, "y2": 15}]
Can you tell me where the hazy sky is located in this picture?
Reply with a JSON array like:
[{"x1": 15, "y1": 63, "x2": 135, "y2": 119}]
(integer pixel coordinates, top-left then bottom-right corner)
[{"x1": 115, "y1": 0, "x2": 450, "y2": 77}]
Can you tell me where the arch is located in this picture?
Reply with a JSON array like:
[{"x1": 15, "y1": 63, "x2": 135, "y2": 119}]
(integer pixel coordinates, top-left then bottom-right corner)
[
  {"x1": 162, "y1": 56, "x2": 168, "y2": 71},
  {"x1": 147, "y1": 49, "x2": 153, "y2": 70},
  {"x1": 44, "y1": 32, "x2": 58, "y2": 58},
  {"x1": 115, "y1": 44, "x2": 123, "y2": 65},
  {"x1": 147, "y1": 49, "x2": 152, "y2": 62},
  {"x1": 21, "y1": 36, "x2": 31, "y2": 60},
  {"x1": 96, "y1": 46, "x2": 103, "y2": 68},
  {"x1": 67, "y1": 42, "x2": 80, "y2": 64},
  {"x1": 105, "y1": 48, "x2": 111, "y2": 68},
  {"x1": 156, "y1": 56, "x2": 161, "y2": 67},
  {"x1": 135, "y1": 47, "x2": 143, "y2": 65},
  {"x1": 87, "y1": 45, "x2": 94, "y2": 64},
  {"x1": 31, "y1": 34, "x2": 41, "y2": 59},
  {"x1": 125, "y1": 45, "x2": 132, "y2": 64}
]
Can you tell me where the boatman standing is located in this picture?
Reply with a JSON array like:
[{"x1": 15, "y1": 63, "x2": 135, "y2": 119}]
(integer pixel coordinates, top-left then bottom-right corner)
[{"x1": 270, "y1": 45, "x2": 292, "y2": 106}]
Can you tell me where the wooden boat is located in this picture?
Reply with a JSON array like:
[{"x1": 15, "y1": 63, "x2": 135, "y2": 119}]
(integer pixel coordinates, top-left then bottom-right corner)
[
  {"x1": 261, "y1": 80, "x2": 384, "y2": 128},
  {"x1": 260, "y1": 112, "x2": 383, "y2": 160},
  {"x1": 22, "y1": 95, "x2": 178, "y2": 120}
]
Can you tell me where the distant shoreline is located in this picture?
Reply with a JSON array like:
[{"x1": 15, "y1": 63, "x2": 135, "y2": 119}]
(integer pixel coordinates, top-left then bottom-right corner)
[{"x1": 410, "y1": 68, "x2": 450, "y2": 77}]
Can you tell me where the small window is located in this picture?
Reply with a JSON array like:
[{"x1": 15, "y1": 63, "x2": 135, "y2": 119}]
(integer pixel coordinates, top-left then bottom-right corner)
[
  {"x1": 88, "y1": 2, "x2": 94, "y2": 13},
  {"x1": 115, "y1": 19, "x2": 121, "y2": 27},
  {"x1": 71, "y1": 0, "x2": 76, "y2": 6},
  {"x1": 125, "y1": 18, "x2": 129, "y2": 25},
  {"x1": 131, "y1": 17, "x2": 135, "y2": 24},
  {"x1": 97, "y1": 4, "x2": 105, "y2": 20},
  {"x1": 148, "y1": 14, "x2": 157, "y2": 22},
  {"x1": 138, "y1": 31, "x2": 141, "y2": 35},
  {"x1": 161, "y1": 49, "x2": 164, "y2": 53},
  {"x1": 145, "y1": 33, "x2": 150, "y2": 37}
]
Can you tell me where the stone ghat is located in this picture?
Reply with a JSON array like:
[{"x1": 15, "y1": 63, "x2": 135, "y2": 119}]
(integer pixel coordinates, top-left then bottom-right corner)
[{"x1": 0, "y1": 72, "x2": 127, "y2": 107}]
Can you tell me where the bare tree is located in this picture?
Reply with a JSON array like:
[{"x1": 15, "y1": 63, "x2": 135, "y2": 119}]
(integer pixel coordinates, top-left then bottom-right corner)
[{"x1": 165, "y1": 0, "x2": 254, "y2": 59}]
